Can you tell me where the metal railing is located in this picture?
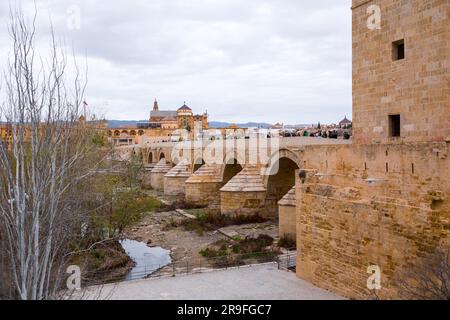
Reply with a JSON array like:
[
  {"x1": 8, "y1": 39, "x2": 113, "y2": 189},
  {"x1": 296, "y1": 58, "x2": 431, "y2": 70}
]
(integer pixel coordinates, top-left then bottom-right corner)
[{"x1": 81, "y1": 249, "x2": 297, "y2": 287}]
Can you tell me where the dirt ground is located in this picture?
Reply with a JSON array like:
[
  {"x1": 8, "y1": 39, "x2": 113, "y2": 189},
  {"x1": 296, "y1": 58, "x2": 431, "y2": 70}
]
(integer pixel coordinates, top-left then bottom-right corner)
[{"x1": 123, "y1": 189, "x2": 280, "y2": 271}]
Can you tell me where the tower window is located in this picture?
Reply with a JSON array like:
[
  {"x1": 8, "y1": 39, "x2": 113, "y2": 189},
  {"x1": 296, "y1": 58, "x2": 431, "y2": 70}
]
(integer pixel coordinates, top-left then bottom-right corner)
[
  {"x1": 389, "y1": 114, "x2": 401, "y2": 137},
  {"x1": 392, "y1": 39, "x2": 405, "y2": 61}
]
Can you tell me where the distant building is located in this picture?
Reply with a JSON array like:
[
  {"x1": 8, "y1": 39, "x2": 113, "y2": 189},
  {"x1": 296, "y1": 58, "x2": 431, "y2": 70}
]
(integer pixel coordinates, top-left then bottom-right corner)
[
  {"x1": 339, "y1": 116, "x2": 352, "y2": 128},
  {"x1": 271, "y1": 123, "x2": 284, "y2": 130},
  {"x1": 107, "y1": 99, "x2": 209, "y2": 145},
  {"x1": 149, "y1": 99, "x2": 208, "y2": 131}
]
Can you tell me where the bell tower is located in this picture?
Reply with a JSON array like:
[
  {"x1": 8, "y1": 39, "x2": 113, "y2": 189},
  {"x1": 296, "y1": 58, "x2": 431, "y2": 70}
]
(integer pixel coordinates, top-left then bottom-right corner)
[{"x1": 153, "y1": 98, "x2": 159, "y2": 111}]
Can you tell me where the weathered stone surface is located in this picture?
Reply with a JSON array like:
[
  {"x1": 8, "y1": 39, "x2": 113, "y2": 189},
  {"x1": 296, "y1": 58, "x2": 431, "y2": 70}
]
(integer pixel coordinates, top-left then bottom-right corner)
[
  {"x1": 150, "y1": 158, "x2": 172, "y2": 190},
  {"x1": 278, "y1": 187, "x2": 296, "y2": 207},
  {"x1": 352, "y1": 0, "x2": 450, "y2": 145},
  {"x1": 175, "y1": 209, "x2": 196, "y2": 219},
  {"x1": 164, "y1": 160, "x2": 192, "y2": 196},
  {"x1": 220, "y1": 165, "x2": 268, "y2": 217},
  {"x1": 165, "y1": 160, "x2": 191, "y2": 177},
  {"x1": 278, "y1": 187, "x2": 296, "y2": 241},
  {"x1": 185, "y1": 164, "x2": 223, "y2": 207},
  {"x1": 296, "y1": 142, "x2": 450, "y2": 300},
  {"x1": 141, "y1": 164, "x2": 155, "y2": 189},
  {"x1": 220, "y1": 165, "x2": 266, "y2": 192}
]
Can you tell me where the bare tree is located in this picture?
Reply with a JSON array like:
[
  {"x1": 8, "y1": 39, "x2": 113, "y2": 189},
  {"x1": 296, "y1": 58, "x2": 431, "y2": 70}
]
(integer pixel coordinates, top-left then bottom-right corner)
[
  {"x1": 0, "y1": 7, "x2": 99, "y2": 300},
  {"x1": 396, "y1": 246, "x2": 450, "y2": 300}
]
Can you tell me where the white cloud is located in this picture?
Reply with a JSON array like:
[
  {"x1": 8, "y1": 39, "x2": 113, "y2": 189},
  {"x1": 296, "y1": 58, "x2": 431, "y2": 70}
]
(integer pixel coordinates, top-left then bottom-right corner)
[{"x1": 0, "y1": 0, "x2": 352, "y2": 124}]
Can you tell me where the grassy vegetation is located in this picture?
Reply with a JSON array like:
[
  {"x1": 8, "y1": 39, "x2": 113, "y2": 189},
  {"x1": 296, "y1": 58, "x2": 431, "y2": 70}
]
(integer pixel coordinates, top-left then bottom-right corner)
[
  {"x1": 69, "y1": 239, "x2": 134, "y2": 286},
  {"x1": 159, "y1": 200, "x2": 208, "y2": 212},
  {"x1": 177, "y1": 209, "x2": 268, "y2": 236},
  {"x1": 230, "y1": 234, "x2": 274, "y2": 254},
  {"x1": 278, "y1": 236, "x2": 296, "y2": 250},
  {"x1": 199, "y1": 240, "x2": 230, "y2": 258},
  {"x1": 199, "y1": 235, "x2": 278, "y2": 267}
]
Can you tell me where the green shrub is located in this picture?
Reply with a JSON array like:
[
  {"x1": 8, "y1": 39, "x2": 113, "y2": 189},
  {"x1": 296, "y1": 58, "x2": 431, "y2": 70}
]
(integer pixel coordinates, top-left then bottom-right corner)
[
  {"x1": 199, "y1": 245, "x2": 228, "y2": 258},
  {"x1": 278, "y1": 236, "x2": 296, "y2": 249},
  {"x1": 199, "y1": 235, "x2": 276, "y2": 267},
  {"x1": 179, "y1": 210, "x2": 269, "y2": 236},
  {"x1": 231, "y1": 235, "x2": 274, "y2": 254}
]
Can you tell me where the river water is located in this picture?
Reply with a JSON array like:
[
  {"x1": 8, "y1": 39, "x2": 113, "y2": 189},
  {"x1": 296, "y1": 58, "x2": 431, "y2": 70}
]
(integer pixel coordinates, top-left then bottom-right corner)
[{"x1": 119, "y1": 239, "x2": 171, "y2": 281}]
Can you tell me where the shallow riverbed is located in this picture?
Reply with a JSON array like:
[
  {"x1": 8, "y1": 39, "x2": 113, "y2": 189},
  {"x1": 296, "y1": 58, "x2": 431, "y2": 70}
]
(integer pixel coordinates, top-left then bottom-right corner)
[{"x1": 120, "y1": 239, "x2": 171, "y2": 281}]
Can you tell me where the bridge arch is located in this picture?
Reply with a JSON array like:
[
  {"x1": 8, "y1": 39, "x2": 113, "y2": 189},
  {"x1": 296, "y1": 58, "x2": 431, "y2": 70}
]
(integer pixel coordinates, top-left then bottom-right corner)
[
  {"x1": 220, "y1": 151, "x2": 245, "y2": 184},
  {"x1": 262, "y1": 148, "x2": 302, "y2": 180},
  {"x1": 193, "y1": 157, "x2": 205, "y2": 172},
  {"x1": 222, "y1": 159, "x2": 243, "y2": 185},
  {"x1": 148, "y1": 151, "x2": 153, "y2": 164},
  {"x1": 263, "y1": 148, "x2": 301, "y2": 217}
]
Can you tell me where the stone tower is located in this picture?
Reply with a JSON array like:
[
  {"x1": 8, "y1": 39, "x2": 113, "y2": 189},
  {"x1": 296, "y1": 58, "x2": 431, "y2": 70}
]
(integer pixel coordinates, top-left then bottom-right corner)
[
  {"x1": 153, "y1": 99, "x2": 159, "y2": 111},
  {"x1": 352, "y1": 0, "x2": 449, "y2": 144}
]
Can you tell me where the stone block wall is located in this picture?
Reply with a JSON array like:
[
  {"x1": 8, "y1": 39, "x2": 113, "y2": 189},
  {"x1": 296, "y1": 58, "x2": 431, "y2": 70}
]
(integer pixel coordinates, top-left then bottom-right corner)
[
  {"x1": 149, "y1": 159, "x2": 172, "y2": 190},
  {"x1": 185, "y1": 182, "x2": 222, "y2": 207},
  {"x1": 352, "y1": 0, "x2": 450, "y2": 144},
  {"x1": 184, "y1": 164, "x2": 223, "y2": 207},
  {"x1": 295, "y1": 142, "x2": 450, "y2": 299},
  {"x1": 141, "y1": 167, "x2": 154, "y2": 189},
  {"x1": 278, "y1": 187, "x2": 296, "y2": 241},
  {"x1": 279, "y1": 205, "x2": 296, "y2": 241},
  {"x1": 150, "y1": 172, "x2": 166, "y2": 191},
  {"x1": 220, "y1": 165, "x2": 268, "y2": 217},
  {"x1": 164, "y1": 176, "x2": 189, "y2": 196},
  {"x1": 220, "y1": 191, "x2": 267, "y2": 217},
  {"x1": 164, "y1": 160, "x2": 192, "y2": 196}
]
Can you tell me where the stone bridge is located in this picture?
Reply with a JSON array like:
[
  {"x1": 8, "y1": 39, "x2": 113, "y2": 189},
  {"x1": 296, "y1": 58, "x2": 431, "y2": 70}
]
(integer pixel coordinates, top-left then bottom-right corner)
[{"x1": 139, "y1": 137, "x2": 350, "y2": 240}]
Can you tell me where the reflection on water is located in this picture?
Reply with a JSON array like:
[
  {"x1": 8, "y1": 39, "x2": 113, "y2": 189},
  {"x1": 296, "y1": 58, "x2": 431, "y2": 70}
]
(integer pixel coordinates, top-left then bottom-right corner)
[{"x1": 120, "y1": 239, "x2": 171, "y2": 281}]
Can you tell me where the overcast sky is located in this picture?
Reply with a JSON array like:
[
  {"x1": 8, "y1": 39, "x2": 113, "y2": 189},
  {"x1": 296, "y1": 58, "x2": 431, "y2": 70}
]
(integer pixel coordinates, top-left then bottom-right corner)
[{"x1": 0, "y1": 0, "x2": 352, "y2": 124}]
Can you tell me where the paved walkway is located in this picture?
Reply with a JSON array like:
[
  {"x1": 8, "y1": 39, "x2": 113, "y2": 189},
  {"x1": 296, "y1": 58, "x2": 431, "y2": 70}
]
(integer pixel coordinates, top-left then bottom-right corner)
[{"x1": 84, "y1": 263, "x2": 343, "y2": 300}]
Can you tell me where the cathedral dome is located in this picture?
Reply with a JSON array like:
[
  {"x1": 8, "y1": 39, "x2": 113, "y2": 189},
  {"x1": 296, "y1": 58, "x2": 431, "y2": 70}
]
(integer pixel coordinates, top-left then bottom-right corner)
[{"x1": 178, "y1": 102, "x2": 192, "y2": 111}]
